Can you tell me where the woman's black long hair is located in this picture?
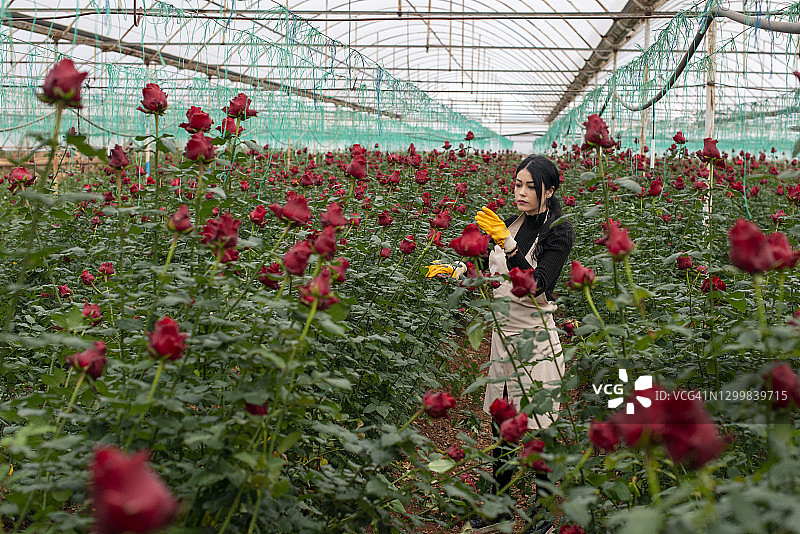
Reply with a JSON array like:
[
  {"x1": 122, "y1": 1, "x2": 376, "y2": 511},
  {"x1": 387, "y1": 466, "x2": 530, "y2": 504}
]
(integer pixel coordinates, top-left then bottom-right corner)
[
  {"x1": 513, "y1": 155, "x2": 571, "y2": 262},
  {"x1": 515, "y1": 155, "x2": 563, "y2": 218}
]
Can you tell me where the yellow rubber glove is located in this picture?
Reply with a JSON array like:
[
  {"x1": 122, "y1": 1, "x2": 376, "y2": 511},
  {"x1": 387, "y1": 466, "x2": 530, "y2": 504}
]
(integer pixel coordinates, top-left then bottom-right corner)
[
  {"x1": 425, "y1": 261, "x2": 467, "y2": 278},
  {"x1": 475, "y1": 207, "x2": 515, "y2": 252}
]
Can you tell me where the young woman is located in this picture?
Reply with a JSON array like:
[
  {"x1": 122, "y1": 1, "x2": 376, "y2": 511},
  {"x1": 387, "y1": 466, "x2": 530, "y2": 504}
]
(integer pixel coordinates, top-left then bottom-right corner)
[{"x1": 472, "y1": 154, "x2": 574, "y2": 533}]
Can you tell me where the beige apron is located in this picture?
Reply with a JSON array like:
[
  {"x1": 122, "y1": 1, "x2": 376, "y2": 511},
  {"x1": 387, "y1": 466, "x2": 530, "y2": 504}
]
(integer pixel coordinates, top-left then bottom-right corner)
[{"x1": 482, "y1": 214, "x2": 565, "y2": 430}]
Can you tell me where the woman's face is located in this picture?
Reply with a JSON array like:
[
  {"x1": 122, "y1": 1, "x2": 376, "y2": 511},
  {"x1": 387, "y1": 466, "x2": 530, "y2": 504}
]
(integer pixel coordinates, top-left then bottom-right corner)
[{"x1": 514, "y1": 168, "x2": 553, "y2": 214}]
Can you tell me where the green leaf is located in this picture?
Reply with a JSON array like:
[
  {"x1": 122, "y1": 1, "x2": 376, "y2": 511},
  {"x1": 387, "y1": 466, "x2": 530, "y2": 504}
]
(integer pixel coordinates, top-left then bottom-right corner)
[
  {"x1": 793, "y1": 136, "x2": 800, "y2": 158},
  {"x1": 614, "y1": 177, "x2": 644, "y2": 194},
  {"x1": 66, "y1": 133, "x2": 107, "y2": 161},
  {"x1": 276, "y1": 431, "x2": 301, "y2": 454},
  {"x1": 428, "y1": 458, "x2": 456, "y2": 473},
  {"x1": 467, "y1": 320, "x2": 484, "y2": 350},
  {"x1": 611, "y1": 508, "x2": 663, "y2": 534}
]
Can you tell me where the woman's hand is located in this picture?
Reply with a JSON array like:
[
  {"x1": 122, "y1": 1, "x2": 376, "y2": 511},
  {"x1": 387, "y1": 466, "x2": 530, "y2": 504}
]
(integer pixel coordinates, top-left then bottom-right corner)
[{"x1": 475, "y1": 207, "x2": 516, "y2": 253}]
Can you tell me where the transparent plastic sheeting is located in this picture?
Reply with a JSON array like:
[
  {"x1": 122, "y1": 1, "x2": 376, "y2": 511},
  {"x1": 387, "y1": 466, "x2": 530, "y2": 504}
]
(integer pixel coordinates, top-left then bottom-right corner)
[
  {"x1": 533, "y1": 0, "x2": 800, "y2": 159},
  {"x1": 0, "y1": 1, "x2": 510, "y2": 152}
]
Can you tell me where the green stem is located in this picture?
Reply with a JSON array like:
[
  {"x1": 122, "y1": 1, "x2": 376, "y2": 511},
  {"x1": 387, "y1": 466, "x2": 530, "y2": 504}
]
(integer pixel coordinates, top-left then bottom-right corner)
[
  {"x1": 644, "y1": 451, "x2": 661, "y2": 504},
  {"x1": 124, "y1": 359, "x2": 165, "y2": 450},
  {"x1": 398, "y1": 408, "x2": 423, "y2": 431},
  {"x1": 583, "y1": 285, "x2": 621, "y2": 361},
  {"x1": 623, "y1": 256, "x2": 645, "y2": 319}
]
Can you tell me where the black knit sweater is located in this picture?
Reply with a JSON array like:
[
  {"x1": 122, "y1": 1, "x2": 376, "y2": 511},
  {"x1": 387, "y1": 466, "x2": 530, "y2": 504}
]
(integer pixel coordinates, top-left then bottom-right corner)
[{"x1": 479, "y1": 211, "x2": 574, "y2": 301}]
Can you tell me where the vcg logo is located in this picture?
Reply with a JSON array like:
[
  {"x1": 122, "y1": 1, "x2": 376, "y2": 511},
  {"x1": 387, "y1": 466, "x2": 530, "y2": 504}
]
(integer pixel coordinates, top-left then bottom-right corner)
[{"x1": 593, "y1": 369, "x2": 653, "y2": 414}]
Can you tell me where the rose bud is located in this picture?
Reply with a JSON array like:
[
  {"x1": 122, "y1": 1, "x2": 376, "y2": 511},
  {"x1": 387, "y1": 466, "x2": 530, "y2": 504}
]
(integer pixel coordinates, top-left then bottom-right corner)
[
  {"x1": 271, "y1": 195, "x2": 311, "y2": 225},
  {"x1": 431, "y1": 210, "x2": 451, "y2": 230},
  {"x1": 583, "y1": 114, "x2": 615, "y2": 148},
  {"x1": 521, "y1": 439, "x2": 552, "y2": 472},
  {"x1": 66, "y1": 341, "x2": 107, "y2": 379},
  {"x1": 136, "y1": 83, "x2": 168, "y2": 115},
  {"x1": 762, "y1": 362, "x2": 800, "y2": 409},
  {"x1": 399, "y1": 235, "x2": 416, "y2": 255},
  {"x1": 330, "y1": 257, "x2": 349, "y2": 283},
  {"x1": 200, "y1": 213, "x2": 241, "y2": 256},
  {"x1": 450, "y1": 223, "x2": 490, "y2": 257},
  {"x1": 245, "y1": 401, "x2": 269, "y2": 416},
  {"x1": 676, "y1": 255, "x2": 693, "y2": 270},
  {"x1": 698, "y1": 137, "x2": 721, "y2": 162},
  {"x1": 146, "y1": 317, "x2": 188, "y2": 361},
  {"x1": 422, "y1": 390, "x2": 456, "y2": 418},
  {"x1": 249, "y1": 205, "x2": 268, "y2": 227},
  {"x1": 673, "y1": 131, "x2": 686, "y2": 144},
  {"x1": 82, "y1": 303, "x2": 103, "y2": 326},
  {"x1": 98, "y1": 262, "x2": 115, "y2": 276},
  {"x1": 179, "y1": 105, "x2": 213, "y2": 133},
  {"x1": 489, "y1": 397, "x2": 516, "y2": 425},
  {"x1": 728, "y1": 218, "x2": 774, "y2": 273},
  {"x1": 80, "y1": 270, "x2": 95, "y2": 285},
  {"x1": 594, "y1": 218, "x2": 635, "y2": 261},
  {"x1": 346, "y1": 157, "x2": 367, "y2": 180},
  {"x1": 377, "y1": 210, "x2": 394, "y2": 227},
  {"x1": 589, "y1": 419, "x2": 618, "y2": 451},
  {"x1": 509, "y1": 267, "x2": 536, "y2": 297},
  {"x1": 37, "y1": 58, "x2": 88, "y2": 108},
  {"x1": 258, "y1": 262, "x2": 283, "y2": 289},
  {"x1": 320, "y1": 202, "x2": 347, "y2": 228},
  {"x1": 109, "y1": 145, "x2": 129, "y2": 169},
  {"x1": 89, "y1": 446, "x2": 179, "y2": 534},
  {"x1": 58, "y1": 284, "x2": 72, "y2": 297},
  {"x1": 216, "y1": 117, "x2": 243, "y2": 137},
  {"x1": 298, "y1": 268, "x2": 339, "y2": 310},
  {"x1": 183, "y1": 132, "x2": 216, "y2": 163},
  {"x1": 567, "y1": 261, "x2": 595, "y2": 290},
  {"x1": 222, "y1": 92, "x2": 257, "y2": 120},
  {"x1": 283, "y1": 240, "x2": 313, "y2": 275},
  {"x1": 446, "y1": 445, "x2": 465, "y2": 462},
  {"x1": 767, "y1": 232, "x2": 799, "y2": 270},
  {"x1": 499, "y1": 412, "x2": 528, "y2": 442},
  {"x1": 167, "y1": 205, "x2": 194, "y2": 234}
]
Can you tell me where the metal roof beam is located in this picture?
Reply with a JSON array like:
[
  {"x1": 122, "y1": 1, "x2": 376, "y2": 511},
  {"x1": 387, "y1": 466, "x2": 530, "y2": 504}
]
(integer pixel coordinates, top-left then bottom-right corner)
[{"x1": 545, "y1": 0, "x2": 670, "y2": 122}]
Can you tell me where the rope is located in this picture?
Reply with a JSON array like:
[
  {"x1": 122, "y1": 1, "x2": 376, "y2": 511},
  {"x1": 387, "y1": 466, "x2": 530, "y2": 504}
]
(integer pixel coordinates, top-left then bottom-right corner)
[{"x1": 0, "y1": 109, "x2": 55, "y2": 132}]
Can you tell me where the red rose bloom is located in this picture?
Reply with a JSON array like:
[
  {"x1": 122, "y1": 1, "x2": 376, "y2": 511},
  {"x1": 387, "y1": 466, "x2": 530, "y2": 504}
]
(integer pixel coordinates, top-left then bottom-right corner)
[
  {"x1": 700, "y1": 275, "x2": 726, "y2": 293},
  {"x1": 399, "y1": 235, "x2": 417, "y2": 255},
  {"x1": 594, "y1": 218, "x2": 635, "y2": 261},
  {"x1": 450, "y1": 223, "x2": 490, "y2": 257},
  {"x1": 377, "y1": 210, "x2": 394, "y2": 227},
  {"x1": 147, "y1": 317, "x2": 188, "y2": 361},
  {"x1": 699, "y1": 137, "x2": 720, "y2": 162},
  {"x1": 499, "y1": 413, "x2": 528, "y2": 442},
  {"x1": 58, "y1": 284, "x2": 72, "y2": 297},
  {"x1": 489, "y1": 397, "x2": 517, "y2": 425},
  {"x1": 648, "y1": 179, "x2": 663, "y2": 196},
  {"x1": 313, "y1": 226, "x2": 338, "y2": 259},
  {"x1": 446, "y1": 445, "x2": 465, "y2": 462},
  {"x1": 66, "y1": 341, "x2": 107, "y2": 379},
  {"x1": 270, "y1": 195, "x2": 311, "y2": 225},
  {"x1": 249, "y1": 205, "x2": 268, "y2": 227},
  {"x1": 767, "y1": 232, "x2": 799, "y2": 270},
  {"x1": 136, "y1": 83, "x2": 168, "y2": 115},
  {"x1": 81, "y1": 270, "x2": 95, "y2": 285},
  {"x1": 422, "y1": 390, "x2": 456, "y2": 418},
  {"x1": 258, "y1": 262, "x2": 283, "y2": 289},
  {"x1": 567, "y1": 261, "x2": 594, "y2": 290},
  {"x1": 89, "y1": 446, "x2": 179, "y2": 534},
  {"x1": 330, "y1": 257, "x2": 349, "y2": 283},
  {"x1": 179, "y1": 106, "x2": 213, "y2": 133},
  {"x1": 283, "y1": 240, "x2": 313, "y2": 275},
  {"x1": 222, "y1": 93, "x2": 257, "y2": 120},
  {"x1": 521, "y1": 439, "x2": 552, "y2": 472},
  {"x1": 183, "y1": 132, "x2": 216, "y2": 163},
  {"x1": 98, "y1": 262, "x2": 115, "y2": 276},
  {"x1": 298, "y1": 268, "x2": 339, "y2": 310},
  {"x1": 583, "y1": 114, "x2": 615, "y2": 148},
  {"x1": 762, "y1": 362, "x2": 800, "y2": 409},
  {"x1": 38, "y1": 59, "x2": 88, "y2": 108},
  {"x1": 245, "y1": 401, "x2": 269, "y2": 415},
  {"x1": 200, "y1": 212, "x2": 241, "y2": 257},
  {"x1": 109, "y1": 145, "x2": 129, "y2": 169},
  {"x1": 82, "y1": 303, "x2": 103, "y2": 325},
  {"x1": 380, "y1": 247, "x2": 391, "y2": 259},
  {"x1": 7, "y1": 167, "x2": 35, "y2": 193},
  {"x1": 589, "y1": 419, "x2": 618, "y2": 451},
  {"x1": 559, "y1": 525, "x2": 586, "y2": 534},
  {"x1": 431, "y1": 210, "x2": 451, "y2": 229},
  {"x1": 345, "y1": 157, "x2": 367, "y2": 180},
  {"x1": 673, "y1": 131, "x2": 686, "y2": 144},
  {"x1": 676, "y1": 255, "x2": 693, "y2": 270},
  {"x1": 728, "y1": 218, "x2": 774, "y2": 273},
  {"x1": 216, "y1": 117, "x2": 243, "y2": 137},
  {"x1": 320, "y1": 202, "x2": 347, "y2": 228},
  {"x1": 465, "y1": 131, "x2": 475, "y2": 141},
  {"x1": 509, "y1": 267, "x2": 537, "y2": 297},
  {"x1": 168, "y1": 205, "x2": 194, "y2": 234}
]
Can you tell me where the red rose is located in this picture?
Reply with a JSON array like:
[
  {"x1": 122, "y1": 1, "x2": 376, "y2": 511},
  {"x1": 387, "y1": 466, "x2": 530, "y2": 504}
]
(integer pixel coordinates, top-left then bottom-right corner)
[
  {"x1": 567, "y1": 260, "x2": 594, "y2": 290},
  {"x1": 99, "y1": 262, "x2": 115, "y2": 276},
  {"x1": 465, "y1": 131, "x2": 474, "y2": 141},
  {"x1": 216, "y1": 117, "x2": 243, "y2": 137},
  {"x1": 222, "y1": 93, "x2": 257, "y2": 120},
  {"x1": 377, "y1": 210, "x2": 394, "y2": 227},
  {"x1": 450, "y1": 223, "x2": 490, "y2": 257},
  {"x1": 380, "y1": 247, "x2": 391, "y2": 259},
  {"x1": 270, "y1": 195, "x2": 311, "y2": 225},
  {"x1": 594, "y1": 218, "x2": 635, "y2": 261},
  {"x1": 249, "y1": 205, "x2": 268, "y2": 227},
  {"x1": 422, "y1": 390, "x2": 456, "y2": 418},
  {"x1": 245, "y1": 401, "x2": 269, "y2": 415},
  {"x1": 283, "y1": 240, "x2": 312, "y2": 275},
  {"x1": 299, "y1": 268, "x2": 339, "y2": 310},
  {"x1": 399, "y1": 235, "x2": 416, "y2": 255},
  {"x1": 446, "y1": 445, "x2": 465, "y2": 462},
  {"x1": 200, "y1": 213, "x2": 241, "y2": 257},
  {"x1": 167, "y1": 205, "x2": 194, "y2": 234},
  {"x1": 7, "y1": 167, "x2": 35, "y2": 193},
  {"x1": 443, "y1": 141, "x2": 452, "y2": 150},
  {"x1": 258, "y1": 262, "x2": 283, "y2": 289},
  {"x1": 762, "y1": 362, "x2": 800, "y2": 409},
  {"x1": 648, "y1": 179, "x2": 663, "y2": 196},
  {"x1": 58, "y1": 284, "x2": 72, "y2": 297},
  {"x1": 521, "y1": 439, "x2": 552, "y2": 472},
  {"x1": 179, "y1": 106, "x2": 213, "y2": 133},
  {"x1": 109, "y1": 145, "x2": 129, "y2": 169},
  {"x1": 559, "y1": 525, "x2": 586, "y2": 534},
  {"x1": 330, "y1": 257, "x2": 349, "y2": 283},
  {"x1": 345, "y1": 157, "x2": 367, "y2": 180},
  {"x1": 728, "y1": 218, "x2": 774, "y2": 273},
  {"x1": 431, "y1": 210, "x2": 451, "y2": 229},
  {"x1": 183, "y1": 132, "x2": 216, "y2": 163},
  {"x1": 658, "y1": 393, "x2": 727, "y2": 469},
  {"x1": 676, "y1": 255, "x2": 693, "y2": 270},
  {"x1": 698, "y1": 138, "x2": 720, "y2": 162},
  {"x1": 509, "y1": 267, "x2": 536, "y2": 297},
  {"x1": 136, "y1": 83, "x2": 168, "y2": 115},
  {"x1": 489, "y1": 397, "x2": 517, "y2": 425},
  {"x1": 66, "y1": 341, "x2": 107, "y2": 379},
  {"x1": 589, "y1": 419, "x2": 618, "y2": 451},
  {"x1": 82, "y1": 303, "x2": 103, "y2": 325},
  {"x1": 313, "y1": 226, "x2": 338, "y2": 259},
  {"x1": 89, "y1": 446, "x2": 179, "y2": 534},
  {"x1": 673, "y1": 131, "x2": 686, "y2": 144},
  {"x1": 700, "y1": 275, "x2": 726, "y2": 293},
  {"x1": 147, "y1": 317, "x2": 188, "y2": 361},
  {"x1": 38, "y1": 59, "x2": 88, "y2": 108},
  {"x1": 81, "y1": 270, "x2": 95, "y2": 285},
  {"x1": 320, "y1": 202, "x2": 347, "y2": 228},
  {"x1": 499, "y1": 413, "x2": 528, "y2": 442},
  {"x1": 583, "y1": 114, "x2": 614, "y2": 148},
  {"x1": 767, "y1": 232, "x2": 799, "y2": 270}
]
